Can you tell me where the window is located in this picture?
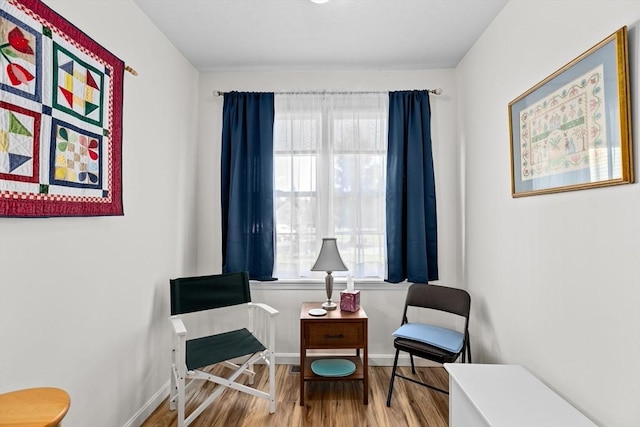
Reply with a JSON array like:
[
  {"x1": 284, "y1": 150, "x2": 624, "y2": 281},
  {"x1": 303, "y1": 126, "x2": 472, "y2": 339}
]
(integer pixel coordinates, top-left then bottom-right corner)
[{"x1": 273, "y1": 93, "x2": 388, "y2": 279}]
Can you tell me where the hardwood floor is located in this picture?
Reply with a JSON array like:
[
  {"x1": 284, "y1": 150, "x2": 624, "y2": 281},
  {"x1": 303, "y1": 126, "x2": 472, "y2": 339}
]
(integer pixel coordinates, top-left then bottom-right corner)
[{"x1": 142, "y1": 364, "x2": 449, "y2": 427}]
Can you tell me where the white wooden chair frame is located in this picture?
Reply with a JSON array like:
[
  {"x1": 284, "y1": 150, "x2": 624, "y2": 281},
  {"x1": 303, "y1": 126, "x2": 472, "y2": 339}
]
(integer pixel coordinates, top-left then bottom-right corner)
[{"x1": 169, "y1": 302, "x2": 278, "y2": 427}]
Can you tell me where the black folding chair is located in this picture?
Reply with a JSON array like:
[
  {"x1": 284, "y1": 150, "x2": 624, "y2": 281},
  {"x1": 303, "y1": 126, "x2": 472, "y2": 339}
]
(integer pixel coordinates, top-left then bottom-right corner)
[{"x1": 387, "y1": 283, "x2": 471, "y2": 405}]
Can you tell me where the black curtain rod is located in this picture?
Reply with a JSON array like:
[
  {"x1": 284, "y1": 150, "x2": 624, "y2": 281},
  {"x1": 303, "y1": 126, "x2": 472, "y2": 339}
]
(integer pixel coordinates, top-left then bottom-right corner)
[{"x1": 212, "y1": 88, "x2": 443, "y2": 97}]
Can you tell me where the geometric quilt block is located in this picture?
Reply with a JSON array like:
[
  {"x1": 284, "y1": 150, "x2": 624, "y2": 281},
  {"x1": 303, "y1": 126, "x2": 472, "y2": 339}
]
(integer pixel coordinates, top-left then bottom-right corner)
[
  {"x1": 49, "y1": 118, "x2": 102, "y2": 189},
  {"x1": 0, "y1": 9, "x2": 42, "y2": 103},
  {"x1": 0, "y1": 101, "x2": 40, "y2": 183},
  {"x1": 53, "y1": 43, "x2": 104, "y2": 127}
]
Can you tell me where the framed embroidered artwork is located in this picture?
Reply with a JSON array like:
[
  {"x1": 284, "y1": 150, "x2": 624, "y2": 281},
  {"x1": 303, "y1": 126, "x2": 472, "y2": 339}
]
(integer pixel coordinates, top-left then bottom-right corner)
[
  {"x1": 508, "y1": 27, "x2": 633, "y2": 197},
  {"x1": 0, "y1": 0, "x2": 124, "y2": 216}
]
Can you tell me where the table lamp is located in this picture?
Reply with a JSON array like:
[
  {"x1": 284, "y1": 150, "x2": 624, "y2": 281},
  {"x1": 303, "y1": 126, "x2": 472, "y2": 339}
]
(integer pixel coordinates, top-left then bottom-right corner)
[{"x1": 311, "y1": 237, "x2": 348, "y2": 310}]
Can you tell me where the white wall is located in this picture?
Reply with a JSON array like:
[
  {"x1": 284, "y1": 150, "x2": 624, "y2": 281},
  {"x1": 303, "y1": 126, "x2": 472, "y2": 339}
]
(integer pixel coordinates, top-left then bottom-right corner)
[
  {"x1": 457, "y1": 1, "x2": 640, "y2": 427},
  {"x1": 3, "y1": 1, "x2": 637, "y2": 426},
  {"x1": 0, "y1": 1, "x2": 199, "y2": 426},
  {"x1": 196, "y1": 70, "x2": 463, "y2": 360}
]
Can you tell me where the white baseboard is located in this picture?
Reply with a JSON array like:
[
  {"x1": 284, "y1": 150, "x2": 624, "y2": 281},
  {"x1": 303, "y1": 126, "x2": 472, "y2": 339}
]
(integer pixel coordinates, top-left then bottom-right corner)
[{"x1": 123, "y1": 380, "x2": 170, "y2": 427}]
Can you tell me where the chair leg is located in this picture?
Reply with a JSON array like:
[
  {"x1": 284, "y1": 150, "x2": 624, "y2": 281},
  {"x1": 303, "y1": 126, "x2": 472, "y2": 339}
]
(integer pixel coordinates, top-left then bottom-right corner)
[
  {"x1": 268, "y1": 351, "x2": 276, "y2": 414},
  {"x1": 169, "y1": 349, "x2": 178, "y2": 411},
  {"x1": 248, "y1": 361, "x2": 255, "y2": 385},
  {"x1": 175, "y1": 364, "x2": 186, "y2": 427},
  {"x1": 169, "y1": 365, "x2": 177, "y2": 411},
  {"x1": 177, "y1": 377, "x2": 186, "y2": 427},
  {"x1": 466, "y1": 335, "x2": 472, "y2": 363},
  {"x1": 386, "y1": 349, "x2": 400, "y2": 407},
  {"x1": 410, "y1": 354, "x2": 416, "y2": 374}
]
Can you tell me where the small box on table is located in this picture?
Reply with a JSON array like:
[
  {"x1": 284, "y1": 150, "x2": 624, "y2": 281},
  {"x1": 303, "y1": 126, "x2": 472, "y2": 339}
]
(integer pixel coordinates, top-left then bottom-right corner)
[{"x1": 340, "y1": 290, "x2": 360, "y2": 312}]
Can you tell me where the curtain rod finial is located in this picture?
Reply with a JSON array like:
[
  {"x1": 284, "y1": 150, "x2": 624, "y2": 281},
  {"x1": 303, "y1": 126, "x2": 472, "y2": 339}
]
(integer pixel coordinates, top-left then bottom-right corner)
[
  {"x1": 125, "y1": 65, "x2": 138, "y2": 76},
  {"x1": 430, "y1": 88, "x2": 442, "y2": 95}
]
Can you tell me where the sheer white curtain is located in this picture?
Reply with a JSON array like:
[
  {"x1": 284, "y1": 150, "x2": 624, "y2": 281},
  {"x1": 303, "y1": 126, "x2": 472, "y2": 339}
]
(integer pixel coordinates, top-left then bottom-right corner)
[{"x1": 273, "y1": 93, "x2": 388, "y2": 279}]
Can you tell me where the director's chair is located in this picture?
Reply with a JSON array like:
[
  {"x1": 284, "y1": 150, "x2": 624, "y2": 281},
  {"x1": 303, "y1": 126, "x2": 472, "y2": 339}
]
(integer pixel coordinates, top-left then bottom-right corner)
[{"x1": 169, "y1": 272, "x2": 278, "y2": 426}]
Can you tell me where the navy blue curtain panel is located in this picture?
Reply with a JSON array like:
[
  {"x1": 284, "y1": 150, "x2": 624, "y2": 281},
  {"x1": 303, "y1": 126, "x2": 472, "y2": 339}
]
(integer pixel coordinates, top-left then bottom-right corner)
[
  {"x1": 386, "y1": 90, "x2": 438, "y2": 283},
  {"x1": 221, "y1": 92, "x2": 276, "y2": 280}
]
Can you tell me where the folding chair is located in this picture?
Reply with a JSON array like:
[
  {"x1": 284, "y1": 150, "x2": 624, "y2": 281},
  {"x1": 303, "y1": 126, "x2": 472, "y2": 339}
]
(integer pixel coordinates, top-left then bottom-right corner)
[
  {"x1": 387, "y1": 283, "x2": 471, "y2": 406},
  {"x1": 169, "y1": 272, "x2": 278, "y2": 426}
]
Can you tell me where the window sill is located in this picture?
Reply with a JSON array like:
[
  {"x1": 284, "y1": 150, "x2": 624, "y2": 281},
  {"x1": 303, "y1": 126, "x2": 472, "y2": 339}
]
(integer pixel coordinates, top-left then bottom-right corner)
[{"x1": 249, "y1": 278, "x2": 409, "y2": 291}]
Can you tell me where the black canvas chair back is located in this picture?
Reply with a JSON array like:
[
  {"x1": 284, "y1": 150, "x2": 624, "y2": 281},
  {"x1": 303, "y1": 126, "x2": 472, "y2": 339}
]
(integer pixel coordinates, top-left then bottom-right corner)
[
  {"x1": 387, "y1": 283, "x2": 472, "y2": 406},
  {"x1": 170, "y1": 271, "x2": 251, "y2": 315}
]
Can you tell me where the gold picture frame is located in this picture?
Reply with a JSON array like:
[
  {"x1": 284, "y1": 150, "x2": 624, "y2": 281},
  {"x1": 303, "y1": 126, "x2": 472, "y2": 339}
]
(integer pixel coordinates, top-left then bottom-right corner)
[{"x1": 508, "y1": 27, "x2": 633, "y2": 197}]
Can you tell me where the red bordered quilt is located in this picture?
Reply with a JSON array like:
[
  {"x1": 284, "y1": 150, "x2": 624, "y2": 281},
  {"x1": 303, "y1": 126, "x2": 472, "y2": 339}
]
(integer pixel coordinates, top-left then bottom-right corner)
[{"x1": 0, "y1": 0, "x2": 123, "y2": 217}]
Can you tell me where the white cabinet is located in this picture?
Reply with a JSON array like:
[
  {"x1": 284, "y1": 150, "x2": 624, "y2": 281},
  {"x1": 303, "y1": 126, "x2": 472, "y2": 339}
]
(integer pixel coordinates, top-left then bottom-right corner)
[{"x1": 444, "y1": 364, "x2": 597, "y2": 427}]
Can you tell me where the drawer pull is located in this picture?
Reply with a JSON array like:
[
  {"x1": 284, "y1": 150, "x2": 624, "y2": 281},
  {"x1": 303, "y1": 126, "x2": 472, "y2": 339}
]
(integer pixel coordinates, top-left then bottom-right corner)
[{"x1": 324, "y1": 334, "x2": 345, "y2": 339}]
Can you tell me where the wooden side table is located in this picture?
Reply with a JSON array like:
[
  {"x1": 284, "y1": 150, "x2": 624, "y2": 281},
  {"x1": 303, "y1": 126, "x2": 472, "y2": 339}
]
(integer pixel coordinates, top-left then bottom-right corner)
[
  {"x1": 299, "y1": 302, "x2": 368, "y2": 405},
  {"x1": 0, "y1": 387, "x2": 70, "y2": 426}
]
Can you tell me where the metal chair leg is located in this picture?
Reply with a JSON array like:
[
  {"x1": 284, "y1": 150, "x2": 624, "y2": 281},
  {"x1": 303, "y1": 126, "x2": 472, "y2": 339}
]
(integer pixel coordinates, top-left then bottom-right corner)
[
  {"x1": 466, "y1": 334, "x2": 472, "y2": 363},
  {"x1": 386, "y1": 349, "x2": 400, "y2": 407}
]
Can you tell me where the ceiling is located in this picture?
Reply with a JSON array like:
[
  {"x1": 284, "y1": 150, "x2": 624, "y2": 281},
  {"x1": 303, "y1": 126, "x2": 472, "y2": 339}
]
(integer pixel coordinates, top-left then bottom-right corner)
[{"x1": 133, "y1": 0, "x2": 508, "y2": 71}]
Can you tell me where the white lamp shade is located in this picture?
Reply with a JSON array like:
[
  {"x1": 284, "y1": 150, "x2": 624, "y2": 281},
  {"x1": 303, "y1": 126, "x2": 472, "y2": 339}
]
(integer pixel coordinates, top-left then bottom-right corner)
[{"x1": 311, "y1": 238, "x2": 347, "y2": 272}]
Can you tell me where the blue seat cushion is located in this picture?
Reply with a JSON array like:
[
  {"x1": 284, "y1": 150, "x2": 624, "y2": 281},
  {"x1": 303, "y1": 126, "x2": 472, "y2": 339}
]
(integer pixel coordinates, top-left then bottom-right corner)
[{"x1": 392, "y1": 323, "x2": 464, "y2": 353}]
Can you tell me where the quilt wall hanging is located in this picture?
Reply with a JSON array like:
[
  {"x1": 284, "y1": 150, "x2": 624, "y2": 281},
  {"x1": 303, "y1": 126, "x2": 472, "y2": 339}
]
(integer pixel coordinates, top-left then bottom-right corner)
[{"x1": 0, "y1": 0, "x2": 124, "y2": 217}]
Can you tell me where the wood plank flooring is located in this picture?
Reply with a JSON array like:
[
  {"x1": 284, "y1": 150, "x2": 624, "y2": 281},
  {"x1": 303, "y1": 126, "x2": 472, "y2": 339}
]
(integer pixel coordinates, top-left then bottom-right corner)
[{"x1": 142, "y1": 364, "x2": 449, "y2": 427}]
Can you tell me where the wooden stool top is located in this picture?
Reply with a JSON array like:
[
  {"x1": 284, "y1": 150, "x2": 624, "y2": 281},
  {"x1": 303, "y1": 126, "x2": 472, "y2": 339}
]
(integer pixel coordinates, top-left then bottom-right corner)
[{"x1": 0, "y1": 387, "x2": 70, "y2": 427}]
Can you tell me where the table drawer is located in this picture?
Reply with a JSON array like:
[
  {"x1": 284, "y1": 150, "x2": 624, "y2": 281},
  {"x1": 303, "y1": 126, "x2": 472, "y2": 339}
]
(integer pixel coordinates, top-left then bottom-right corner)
[{"x1": 306, "y1": 322, "x2": 364, "y2": 347}]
